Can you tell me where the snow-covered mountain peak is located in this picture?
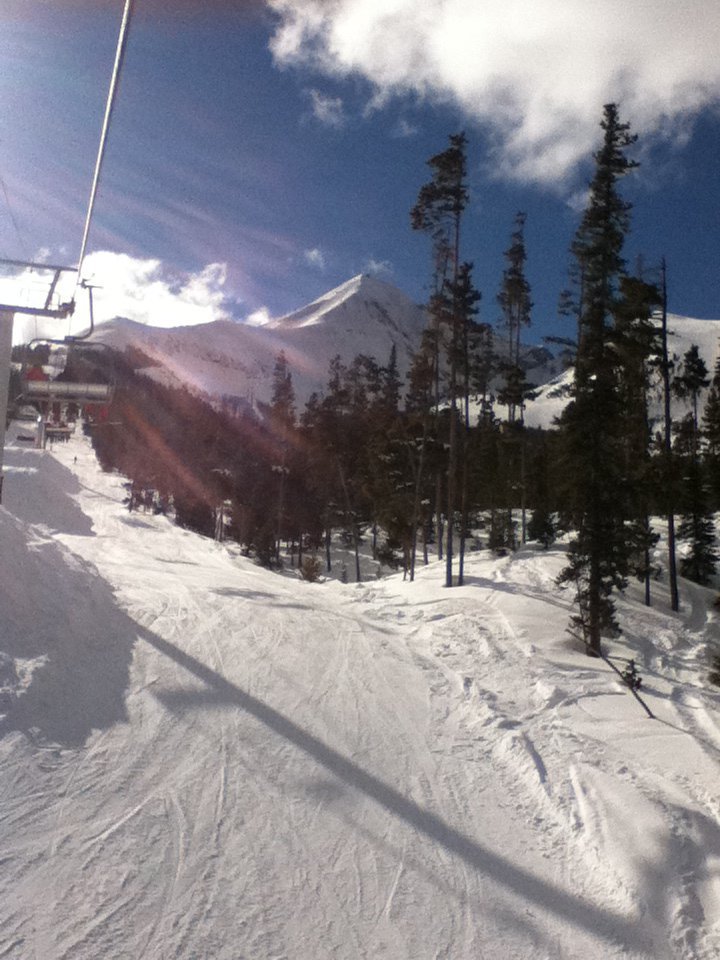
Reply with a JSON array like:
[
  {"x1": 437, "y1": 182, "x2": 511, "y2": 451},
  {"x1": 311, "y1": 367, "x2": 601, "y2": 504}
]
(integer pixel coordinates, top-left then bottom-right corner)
[
  {"x1": 91, "y1": 275, "x2": 428, "y2": 409},
  {"x1": 268, "y1": 273, "x2": 423, "y2": 332}
]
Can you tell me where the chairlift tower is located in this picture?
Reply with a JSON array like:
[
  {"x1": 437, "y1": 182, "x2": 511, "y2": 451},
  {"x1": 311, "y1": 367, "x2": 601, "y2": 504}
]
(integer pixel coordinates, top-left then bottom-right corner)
[
  {"x1": 0, "y1": 257, "x2": 76, "y2": 501},
  {"x1": 0, "y1": 0, "x2": 135, "y2": 500}
]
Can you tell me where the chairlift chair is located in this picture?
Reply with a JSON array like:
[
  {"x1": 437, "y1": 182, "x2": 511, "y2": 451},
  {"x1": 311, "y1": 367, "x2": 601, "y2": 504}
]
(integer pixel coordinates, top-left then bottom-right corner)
[{"x1": 20, "y1": 279, "x2": 116, "y2": 410}]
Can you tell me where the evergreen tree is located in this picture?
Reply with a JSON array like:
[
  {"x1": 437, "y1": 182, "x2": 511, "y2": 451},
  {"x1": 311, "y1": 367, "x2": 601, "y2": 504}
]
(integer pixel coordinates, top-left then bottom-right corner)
[
  {"x1": 674, "y1": 344, "x2": 716, "y2": 584},
  {"x1": 450, "y1": 261, "x2": 482, "y2": 583},
  {"x1": 702, "y1": 350, "x2": 720, "y2": 508},
  {"x1": 526, "y1": 435, "x2": 557, "y2": 548},
  {"x1": 613, "y1": 276, "x2": 661, "y2": 605},
  {"x1": 557, "y1": 104, "x2": 639, "y2": 654},
  {"x1": 405, "y1": 330, "x2": 442, "y2": 578},
  {"x1": 673, "y1": 344, "x2": 709, "y2": 443},
  {"x1": 411, "y1": 132, "x2": 470, "y2": 587},
  {"x1": 497, "y1": 212, "x2": 533, "y2": 424},
  {"x1": 268, "y1": 351, "x2": 296, "y2": 433},
  {"x1": 496, "y1": 215, "x2": 534, "y2": 543},
  {"x1": 677, "y1": 466, "x2": 717, "y2": 584},
  {"x1": 267, "y1": 351, "x2": 296, "y2": 565},
  {"x1": 379, "y1": 343, "x2": 402, "y2": 419},
  {"x1": 657, "y1": 259, "x2": 680, "y2": 611}
]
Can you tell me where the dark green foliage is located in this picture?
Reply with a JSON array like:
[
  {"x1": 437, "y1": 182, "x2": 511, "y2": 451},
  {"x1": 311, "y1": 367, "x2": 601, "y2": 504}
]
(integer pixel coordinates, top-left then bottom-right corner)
[
  {"x1": 678, "y1": 512, "x2": 717, "y2": 584},
  {"x1": 526, "y1": 436, "x2": 556, "y2": 547},
  {"x1": 497, "y1": 212, "x2": 533, "y2": 424},
  {"x1": 613, "y1": 276, "x2": 662, "y2": 604},
  {"x1": 487, "y1": 509, "x2": 516, "y2": 556},
  {"x1": 702, "y1": 350, "x2": 720, "y2": 510},
  {"x1": 673, "y1": 344, "x2": 709, "y2": 435},
  {"x1": 527, "y1": 508, "x2": 556, "y2": 549},
  {"x1": 677, "y1": 455, "x2": 717, "y2": 584},
  {"x1": 410, "y1": 133, "x2": 468, "y2": 237},
  {"x1": 411, "y1": 132, "x2": 471, "y2": 587},
  {"x1": 300, "y1": 349, "x2": 407, "y2": 581},
  {"x1": 709, "y1": 653, "x2": 720, "y2": 686},
  {"x1": 557, "y1": 104, "x2": 640, "y2": 654},
  {"x1": 621, "y1": 659, "x2": 643, "y2": 691},
  {"x1": 669, "y1": 343, "x2": 717, "y2": 584},
  {"x1": 300, "y1": 554, "x2": 322, "y2": 583}
]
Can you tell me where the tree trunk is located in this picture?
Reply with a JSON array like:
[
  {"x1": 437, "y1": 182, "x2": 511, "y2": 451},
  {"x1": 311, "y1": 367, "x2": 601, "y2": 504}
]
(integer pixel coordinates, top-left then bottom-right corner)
[
  {"x1": 445, "y1": 398, "x2": 458, "y2": 587},
  {"x1": 661, "y1": 259, "x2": 679, "y2": 612},
  {"x1": 435, "y1": 472, "x2": 444, "y2": 561}
]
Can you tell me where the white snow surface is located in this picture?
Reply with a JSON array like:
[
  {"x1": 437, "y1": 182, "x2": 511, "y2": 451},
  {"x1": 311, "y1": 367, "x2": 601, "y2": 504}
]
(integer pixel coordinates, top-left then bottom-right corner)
[{"x1": 1, "y1": 425, "x2": 720, "y2": 959}]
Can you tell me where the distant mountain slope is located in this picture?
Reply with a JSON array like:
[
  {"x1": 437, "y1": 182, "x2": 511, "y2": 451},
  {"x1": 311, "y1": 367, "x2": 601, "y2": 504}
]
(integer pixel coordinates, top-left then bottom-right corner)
[
  {"x1": 94, "y1": 274, "x2": 719, "y2": 427},
  {"x1": 525, "y1": 314, "x2": 720, "y2": 429},
  {"x1": 96, "y1": 274, "x2": 428, "y2": 409}
]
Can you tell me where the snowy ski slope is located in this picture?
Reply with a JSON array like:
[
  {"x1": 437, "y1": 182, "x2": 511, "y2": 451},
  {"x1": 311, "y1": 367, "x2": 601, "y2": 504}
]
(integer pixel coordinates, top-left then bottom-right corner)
[{"x1": 1, "y1": 425, "x2": 719, "y2": 959}]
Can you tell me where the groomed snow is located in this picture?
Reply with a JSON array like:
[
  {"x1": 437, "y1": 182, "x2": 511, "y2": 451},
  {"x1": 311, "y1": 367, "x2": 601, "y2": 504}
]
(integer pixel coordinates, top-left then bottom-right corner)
[{"x1": 1, "y1": 424, "x2": 719, "y2": 959}]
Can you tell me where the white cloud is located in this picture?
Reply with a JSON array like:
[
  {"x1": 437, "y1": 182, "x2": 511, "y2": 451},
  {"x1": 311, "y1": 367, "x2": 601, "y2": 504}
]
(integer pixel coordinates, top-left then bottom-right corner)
[
  {"x1": 4, "y1": 252, "x2": 234, "y2": 343},
  {"x1": 269, "y1": 0, "x2": 720, "y2": 183},
  {"x1": 391, "y1": 118, "x2": 418, "y2": 138},
  {"x1": 364, "y1": 257, "x2": 393, "y2": 277},
  {"x1": 303, "y1": 247, "x2": 326, "y2": 269},
  {"x1": 306, "y1": 88, "x2": 346, "y2": 128},
  {"x1": 244, "y1": 306, "x2": 273, "y2": 326},
  {"x1": 79, "y1": 253, "x2": 231, "y2": 327}
]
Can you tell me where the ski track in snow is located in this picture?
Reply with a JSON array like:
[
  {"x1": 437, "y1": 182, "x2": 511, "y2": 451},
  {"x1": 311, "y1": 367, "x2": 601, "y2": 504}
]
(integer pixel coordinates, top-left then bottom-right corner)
[{"x1": 0, "y1": 428, "x2": 719, "y2": 958}]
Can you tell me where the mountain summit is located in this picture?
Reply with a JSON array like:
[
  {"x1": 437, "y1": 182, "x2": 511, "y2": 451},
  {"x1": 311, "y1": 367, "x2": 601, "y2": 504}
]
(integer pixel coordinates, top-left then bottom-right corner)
[
  {"x1": 269, "y1": 273, "x2": 426, "y2": 338},
  {"x1": 97, "y1": 275, "x2": 427, "y2": 409}
]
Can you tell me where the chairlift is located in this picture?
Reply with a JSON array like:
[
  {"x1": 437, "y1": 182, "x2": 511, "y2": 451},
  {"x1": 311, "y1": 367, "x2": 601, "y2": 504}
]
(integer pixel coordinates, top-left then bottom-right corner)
[{"x1": 20, "y1": 280, "x2": 116, "y2": 410}]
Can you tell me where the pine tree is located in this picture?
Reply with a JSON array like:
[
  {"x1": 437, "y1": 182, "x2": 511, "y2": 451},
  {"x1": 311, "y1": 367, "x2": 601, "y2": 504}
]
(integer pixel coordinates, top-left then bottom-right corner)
[
  {"x1": 674, "y1": 344, "x2": 716, "y2": 584},
  {"x1": 497, "y1": 212, "x2": 533, "y2": 424},
  {"x1": 405, "y1": 330, "x2": 442, "y2": 578},
  {"x1": 450, "y1": 261, "x2": 482, "y2": 584},
  {"x1": 526, "y1": 435, "x2": 556, "y2": 548},
  {"x1": 268, "y1": 351, "x2": 296, "y2": 565},
  {"x1": 613, "y1": 275, "x2": 661, "y2": 605},
  {"x1": 702, "y1": 350, "x2": 720, "y2": 508},
  {"x1": 496, "y1": 213, "x2": 534, "y2": 543},
  {"x1": 557, "y1": 104, "x2": 639, "y2": 655},
  {"x1": 677, "y1": 470, "x2": 717, "y2": 584},
  {"x1": 658, "y1": 260, "x2": 680, "y2": 610},
  {"x1": 674, "y1": 344, "x2": 709, "y2": 443},
  {"x1": 268, "y1": 351, "x2": 296, "y2": 433},
  {"x1": 411, "y1": 132, "x2": 470, "y2": 587}
]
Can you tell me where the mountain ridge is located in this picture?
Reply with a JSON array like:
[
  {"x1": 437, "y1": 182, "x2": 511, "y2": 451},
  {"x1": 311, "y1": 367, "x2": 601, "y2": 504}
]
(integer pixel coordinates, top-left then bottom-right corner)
[
  {"x1": 93, "y1": 277, "x2": 720, "y2": 426},
  {"x1": 95, "y1": 274, "x2": 428, "y2": 409}
]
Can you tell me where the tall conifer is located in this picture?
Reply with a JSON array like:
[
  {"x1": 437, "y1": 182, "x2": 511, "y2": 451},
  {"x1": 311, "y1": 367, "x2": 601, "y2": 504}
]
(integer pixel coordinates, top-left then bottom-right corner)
[
  {"x1": 411, "y1": 133, "x2": 469, "y2": 587},
  {"x1": 557, "y1": 104, "x2": 638, "y2": 654}
]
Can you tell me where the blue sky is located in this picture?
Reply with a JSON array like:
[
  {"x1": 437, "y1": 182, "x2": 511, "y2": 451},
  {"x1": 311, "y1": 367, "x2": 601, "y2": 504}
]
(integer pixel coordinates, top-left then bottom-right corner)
[{"x1": 1, "y1": 0, "x2": 719, "y2": 345}]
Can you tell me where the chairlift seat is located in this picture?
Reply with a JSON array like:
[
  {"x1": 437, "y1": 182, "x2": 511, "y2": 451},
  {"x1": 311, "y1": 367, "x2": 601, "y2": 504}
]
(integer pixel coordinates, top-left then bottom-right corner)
[{"x1": 23, "y1": 379, "x2": 114, "y2": 403}]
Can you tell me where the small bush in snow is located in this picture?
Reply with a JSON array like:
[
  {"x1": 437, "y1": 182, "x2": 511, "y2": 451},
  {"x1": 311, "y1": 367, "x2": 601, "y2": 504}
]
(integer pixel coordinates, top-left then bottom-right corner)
[
  {"x1": 709, "y1": 653, "x2": 720, "y2": 687},
  {"x1": 300, "y1": 555, "x2": 322, "y2": 583}
]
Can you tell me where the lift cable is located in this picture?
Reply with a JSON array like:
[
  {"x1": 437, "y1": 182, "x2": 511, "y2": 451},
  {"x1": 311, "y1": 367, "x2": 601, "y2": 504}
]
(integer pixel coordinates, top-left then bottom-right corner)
[
  {"x1": 76, "y1": 0, "x2": 135, "y2": 287},
  {"x1": 0, "y1": 171, "x2": 30, "y2": 260}
]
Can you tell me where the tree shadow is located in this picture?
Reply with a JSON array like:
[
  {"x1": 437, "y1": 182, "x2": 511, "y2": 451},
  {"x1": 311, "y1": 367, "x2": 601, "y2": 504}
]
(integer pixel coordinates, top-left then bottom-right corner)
[
  {"x1": 0, "y1": 513, "x2": 135, "y2": 747},
  {"x1": 3, "y1": 442, "x2": 95, "y2": 537},
  {"x1": 144, "y1": 626, "x2": 653, "y2": 952}
]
